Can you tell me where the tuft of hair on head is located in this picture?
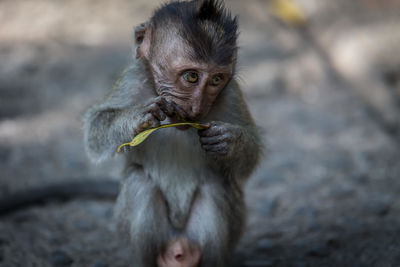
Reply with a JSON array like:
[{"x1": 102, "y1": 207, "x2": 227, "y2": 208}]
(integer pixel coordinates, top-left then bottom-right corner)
[
  {"x1": 151, "y1": 0, "x2": 238, "y2": 65},
  {"x1": 196, "y1": 0, "x2": 223, "y2": 20}
]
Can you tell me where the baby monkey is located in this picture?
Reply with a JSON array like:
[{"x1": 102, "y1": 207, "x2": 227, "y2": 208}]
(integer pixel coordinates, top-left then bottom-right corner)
[{"x1": 84, "y1": 0, "x2": 261, "y2": 266}]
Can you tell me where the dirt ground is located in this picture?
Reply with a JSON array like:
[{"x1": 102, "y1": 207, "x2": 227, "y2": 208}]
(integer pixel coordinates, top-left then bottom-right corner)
[{"x1": 1, "y1": 0, "x2": 400, "y2": 266}]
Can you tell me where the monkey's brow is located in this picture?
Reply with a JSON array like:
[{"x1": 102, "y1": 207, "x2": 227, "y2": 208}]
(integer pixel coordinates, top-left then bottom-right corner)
[{"x1": 173, "y1": 63, "x2": 233, "y2": 74}]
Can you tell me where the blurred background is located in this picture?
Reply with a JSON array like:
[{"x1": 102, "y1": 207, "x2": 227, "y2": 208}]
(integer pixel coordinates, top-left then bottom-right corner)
[{"x1": 0, "y1": 0, "x2": 400, "y2": 266}]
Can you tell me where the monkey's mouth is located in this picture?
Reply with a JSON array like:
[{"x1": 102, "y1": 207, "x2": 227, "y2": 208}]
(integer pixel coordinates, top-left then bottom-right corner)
[
  {"x1": 170, "y1": 114, "x2": 205, "y2": 131},
  {"x1": 169, "y1": 115, "x2": 192, "y2": 131}
]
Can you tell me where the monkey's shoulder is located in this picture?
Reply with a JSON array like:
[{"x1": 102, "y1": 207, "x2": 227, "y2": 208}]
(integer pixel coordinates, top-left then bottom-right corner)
[{"x1": 107, "y1": 62, "x2": 156, "y2": 104}]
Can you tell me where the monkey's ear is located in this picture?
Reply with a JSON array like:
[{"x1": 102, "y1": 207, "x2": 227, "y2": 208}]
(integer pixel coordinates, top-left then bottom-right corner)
[{"x1": 134, "y1": 22, "x2": 151, "y2": 59}]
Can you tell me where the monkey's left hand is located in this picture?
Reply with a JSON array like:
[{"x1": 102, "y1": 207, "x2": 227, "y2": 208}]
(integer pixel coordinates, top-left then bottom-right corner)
[{"x1": 198, "y1": 121, "x2": 243, "y2": 156}]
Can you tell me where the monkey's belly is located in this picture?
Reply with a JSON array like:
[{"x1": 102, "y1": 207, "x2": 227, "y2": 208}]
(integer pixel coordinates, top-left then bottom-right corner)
[
  {"x1": 128, "y1": 127, "x2": 215, "y2": 229},
  {"x1": 149, "y1": 169, "x2": 212, "y2": 229},
  {"x1": 159, "y1": 177, "x2": 199, "y2": 229}
]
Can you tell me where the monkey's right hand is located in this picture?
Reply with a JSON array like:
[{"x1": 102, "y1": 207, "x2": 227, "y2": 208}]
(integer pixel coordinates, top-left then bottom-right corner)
[{"x1": 137, "y1": 97, "x2": 187, "y2": 133}]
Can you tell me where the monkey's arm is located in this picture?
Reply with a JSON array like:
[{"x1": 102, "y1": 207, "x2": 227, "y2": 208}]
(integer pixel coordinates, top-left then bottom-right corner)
[
  {"x1": 202, "y1": 121, "x2": 261, "y2": 179},
  {"x1": 200, "y1": 81, "x2": 263, "y2": 180},
  {"x1": 83, "y1": 65, "x2": 175, "y2": 162}
]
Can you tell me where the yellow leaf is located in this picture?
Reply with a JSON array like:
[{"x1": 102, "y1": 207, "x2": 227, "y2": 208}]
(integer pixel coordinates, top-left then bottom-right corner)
[
  {"x1": 117, "y1": 122, "x2": 209, "y2": 153},
  {"x1": 271, "y1": 0, "x2": 306, "y2": 26}
]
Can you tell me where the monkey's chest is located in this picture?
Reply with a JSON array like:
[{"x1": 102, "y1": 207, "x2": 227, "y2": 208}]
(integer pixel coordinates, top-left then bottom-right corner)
[
  {"x1": 136, "y1": 128, "x2": 212, "y2": 228},
  {"x1": 144, "y1": 128, "x2": 210, "y2": 179}
]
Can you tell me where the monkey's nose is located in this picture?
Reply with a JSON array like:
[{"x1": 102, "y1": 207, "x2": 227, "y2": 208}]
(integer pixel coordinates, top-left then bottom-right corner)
[{"x1": 189, "y1": 105, "x2": 203, "y2": 121}]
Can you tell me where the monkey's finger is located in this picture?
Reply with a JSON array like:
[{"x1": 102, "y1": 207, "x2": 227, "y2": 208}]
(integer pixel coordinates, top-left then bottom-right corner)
[
  {"x1": 200, "y1": 135, "x2": 226, "y2": 145},
  {"x1": 148, "y1": 103, "x2": 167, "y2": 121},
  {"x1": 202, "y1": 122, "x2": 211, "y2": 128},
  {"x1": 149, "y1": 116, "x2": 161, "y2": 128},
  {"x1": 172, "y1": 103, "x2": 189, "y2": 120},
  {"x1": 157, "y1": 97, "x2": 175, "y2": 117},
  {"x1": 144, "y1": 97, "x2": 167, "y2": 117},
  {"x1": 202, "y1": 143, "x2": 229, "y2": 155},
  {"x1": 202, "y1": 143, "x2": 227, "y2": 151},
  {"x1": 204, "y1": 149, "x2": 228, "y2": 156},
  {"x1": 139, "y1": 114, "x2": 160, "y2": 130},
  {"x1": 151, "y1": 108, "x2": 167, "y2": 121},
  {"x1": 207, "y1": 151, "x2": 228, "y2": 157},
  {"x1": 198, "y1": 125, "x2": 226, "y2": 137}
]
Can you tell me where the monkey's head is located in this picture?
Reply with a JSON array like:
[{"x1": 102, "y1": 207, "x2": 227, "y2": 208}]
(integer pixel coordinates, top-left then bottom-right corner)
[{"x1": 135, "y1": 0, "x2": 238, "y2": 121}]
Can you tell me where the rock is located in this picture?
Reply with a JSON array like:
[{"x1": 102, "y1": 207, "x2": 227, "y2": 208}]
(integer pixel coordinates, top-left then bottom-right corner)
[
  {"x1": 73, "y1": 219, "x2": 95, "y2": 231},
  {"x1": 307, "y1": 221, "x2": 322, "y2": 232},
  {"x1": 91, "y1": 261, "x2": 108, "y2": 267},
  {"x1": 364, "y1": 200, "x2": 391, "y2": 217},
  {"x1": 306, "y1": 244, "x2": 330, "y2": 258},
  {"x1": 244, "y1": 259, "x2": 275, "y2": 267},
  {"x1": 256, "y1": 238, "x2": 279, "y2": 253},
  {"x1": 326, "y1": 236, "x2": 341, "y2": 249},
  {"x1": 0, "y1": 234, "x2": 7, "y2": 246},
  {"x1": 11, "y1": 212, "x2": 37, "y2": 223},
  {"x1": 291, "y1": 261, "x2": 307, "y2": 267},
  {"x1": 350, "y1": 173, "x2": 369, "y2": 184},
  {"x1": 323, "y1": 152, "x2": 353, "y2": 171},
  {"x1": 253, "y1": 169, "x2": 282, "y2": 186},
  {"x1": 261, "y1": 230, "x2": 284, "y2": 239},
  {"x1": 328, "y1": 186, "x2": 355, "y2": 199},
  {"x1": 293, "y1": 206, "x2": 318, "y2": 219},
  {"x1": 338, "y1": 218, "x2": 364, "y2": 231},
  {"x1": 230, "y1": 252, "x2": 246, "y2": 267},
  {"x1": 254, "y1": 197, "x2": 279, "y2": 217},
  {"x1": 87, "y1": 203, "x2": 112, "y2": 219},
  {"x1": 0, "y1": 147, "x2": 10, "y2": 161},
  {"x1": 50, "y1": 249, "x2": 74, "y2": 267}
]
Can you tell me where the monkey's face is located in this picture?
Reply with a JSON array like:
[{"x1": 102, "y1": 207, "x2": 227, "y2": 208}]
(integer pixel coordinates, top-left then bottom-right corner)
[
  {"x1": 136, "y1": 9, "x2": 237, "y2": 122},
  {"x1": 174, "y1": 64, "x2": 231, "y2": 121},
  {"x1": 150, "y1": 47, "x2": 232, "y2": 122}
]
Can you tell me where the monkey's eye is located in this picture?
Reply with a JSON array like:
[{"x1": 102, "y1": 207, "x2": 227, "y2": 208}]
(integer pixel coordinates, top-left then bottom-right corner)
[
  {"x1": 211, "y1": 74, "x2": 224, "y2": 86},
  {"x1": 182, "y1": 71, "x2": 199, "y2": 83}
]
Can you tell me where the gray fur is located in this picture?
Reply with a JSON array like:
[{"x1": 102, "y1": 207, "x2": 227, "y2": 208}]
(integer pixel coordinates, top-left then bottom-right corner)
[
  {"x1": 83, "y1": 2, "x2": 261, "y2": 265},
  {"x1": 83, "y1": 56, "x2": 261, "y2": 266}
]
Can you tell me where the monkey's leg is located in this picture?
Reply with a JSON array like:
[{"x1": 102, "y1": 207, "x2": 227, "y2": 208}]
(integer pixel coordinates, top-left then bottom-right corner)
[
  {"x1": 185, "y1": 183, "x2": 245, "y2": 267},
  {"x1": 156, "y1": 183, "x2": 229, "y2": 267},
  {"x1": 114, "y1": 172, "x2": 170, "y2": 267}
]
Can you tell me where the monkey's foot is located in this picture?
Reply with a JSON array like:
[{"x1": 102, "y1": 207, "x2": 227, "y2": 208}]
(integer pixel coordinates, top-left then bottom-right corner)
[{"x1": 157, "y1": 238, "x2": 201, "y2": 267}]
